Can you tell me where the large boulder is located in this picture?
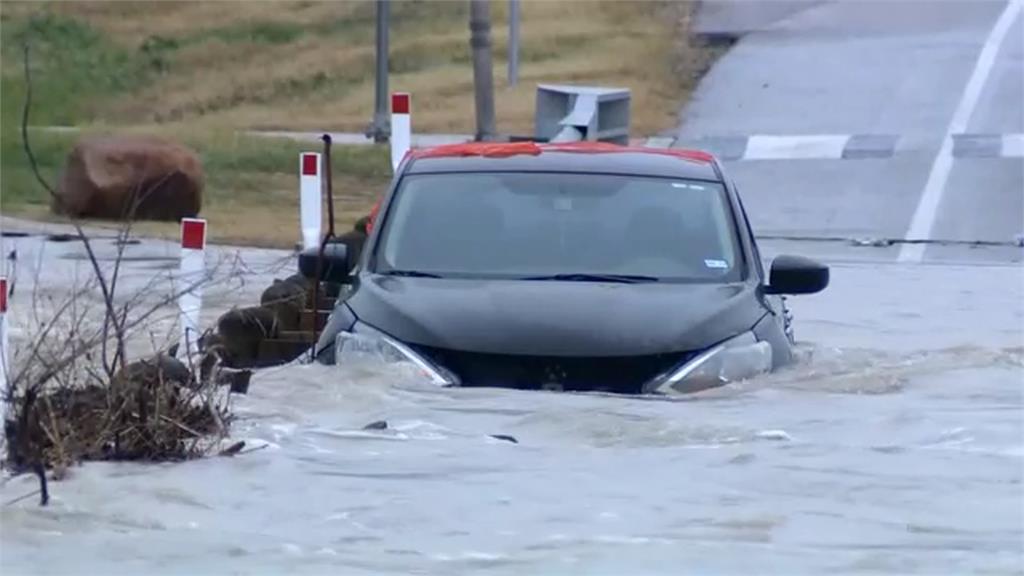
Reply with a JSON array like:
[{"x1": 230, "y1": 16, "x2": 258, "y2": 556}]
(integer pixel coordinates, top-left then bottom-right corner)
[
  {"x1": 215, "y1": 306, "x2": 279, "y2": 367},
  {"x1": 260, "y1": 273, "x2": 310, "y2": 333},
  {"x1": 54, "y1": 134, "x2": 204, "y2": 221}
]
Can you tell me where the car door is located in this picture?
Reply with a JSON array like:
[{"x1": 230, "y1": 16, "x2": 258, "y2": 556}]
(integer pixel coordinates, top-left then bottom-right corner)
[{"x1": 730, "y1": 180, "x2": 794, "y2": 340}]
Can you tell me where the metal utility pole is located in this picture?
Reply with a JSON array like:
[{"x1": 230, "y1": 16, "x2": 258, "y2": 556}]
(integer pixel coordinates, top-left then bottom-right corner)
[
  {"x1": 366, "y1": 0, "x2": 390, "y2": 142},
  {"x1": 508, "y1": 0, "x2": 519, "y2": 87},
  {"x1": 469, "y1": 0, "x2": 496, "y2": 141}
]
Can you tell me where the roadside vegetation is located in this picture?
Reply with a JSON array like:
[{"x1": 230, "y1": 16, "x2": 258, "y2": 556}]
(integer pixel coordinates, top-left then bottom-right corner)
[{"x1": 0, "y1": 0, "x2": 723, "y2": 248}]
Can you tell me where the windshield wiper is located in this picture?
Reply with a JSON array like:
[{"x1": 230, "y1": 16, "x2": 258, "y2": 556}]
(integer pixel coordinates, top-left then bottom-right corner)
[
  {"x1": 380, "y1": 269, "x2": 445, "y2": 278},
  {"x1": 519, "y1": 273, "x2": 659, "y2": 284}
]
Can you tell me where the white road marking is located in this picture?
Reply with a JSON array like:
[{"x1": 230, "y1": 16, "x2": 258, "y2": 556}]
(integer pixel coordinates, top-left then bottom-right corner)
[
  {"x1": 898, "y1": 0, "x2": 1023, "y2": 263},
  {"x1": 644, "y1": 137, "x2": 675, "y2": 149},
  {"x1": 743, "y1": 135, "x2": 850, "y2": 160},
  {"x1": 1003, "y1": 133, "x2": 1024, "y2": 157}
]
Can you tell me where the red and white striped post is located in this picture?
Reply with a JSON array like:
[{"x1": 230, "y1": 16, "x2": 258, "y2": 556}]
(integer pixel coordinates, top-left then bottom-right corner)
[
  {"x1": 0, "y1": 277, "x2": 8, "y2": 395},
  {"x1": 391, "y1": 92, "x2": 411, "y2": 171},
  {"x1": 299, "y1": 152, "x2": 323, "y2": 250},
  {"x1": 1, "y1": 276, "x2": 8, "y2": 429},
  {"x1": 178, "y1": 218, "x2": 207, "y2": 357}
]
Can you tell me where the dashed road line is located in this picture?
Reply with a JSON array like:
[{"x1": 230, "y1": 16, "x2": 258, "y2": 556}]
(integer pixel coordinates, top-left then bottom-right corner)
[
  {"x1": 1002, "y1": 133, "x2": 1024, "y2": 157},
  {"x1": 841, "y1": 134, "x2": 900, "y2": 159},
  {"x1": 671, "y1": 133, "x2": 1023, "y2": 160},
  {"x1": 742, "y1": 134, "x2": 850, "y2": 160}
]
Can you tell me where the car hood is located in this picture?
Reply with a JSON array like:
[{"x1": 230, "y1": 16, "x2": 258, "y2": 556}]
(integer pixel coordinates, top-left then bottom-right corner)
[{"x1": 345, "y1": 275, "x2": 767, "y2": 357}]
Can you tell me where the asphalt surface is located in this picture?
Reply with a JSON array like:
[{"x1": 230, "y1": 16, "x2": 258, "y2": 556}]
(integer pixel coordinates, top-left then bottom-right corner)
[{"x1": 677, "y1": 0, "x2": 1024, "y2": 266}]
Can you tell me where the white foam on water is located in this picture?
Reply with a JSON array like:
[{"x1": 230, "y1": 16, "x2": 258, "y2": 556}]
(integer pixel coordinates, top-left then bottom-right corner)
[
  {"x1": 755, "y1": 430, "x2": 793, "y2": 442},
  {"x1": 593, "y1": 535, "x2": 672, "y2": 545},
  {"x1": 432, "y1": 551, "x2": 508, "y2": 562},
  {"x1": 308, "y1": 428, "x2": 409, "y2": 442}
]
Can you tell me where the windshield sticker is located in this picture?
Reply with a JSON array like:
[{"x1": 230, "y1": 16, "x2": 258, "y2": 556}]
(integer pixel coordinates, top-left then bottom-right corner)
[
  {"x1": 672, "y1": 182, "x2": 708, "y2": 191},
  {"x1": 704, "y1": 259, "x2": 729, "y2": 269},
  {"x1": 554, "y1": 197, "x2": 573, "y2": 211}
]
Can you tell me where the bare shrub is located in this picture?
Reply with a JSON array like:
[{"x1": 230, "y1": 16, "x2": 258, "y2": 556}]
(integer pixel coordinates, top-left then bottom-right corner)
[{"x1": 1, "y1": 41, "x2": 259, "y2": 505}]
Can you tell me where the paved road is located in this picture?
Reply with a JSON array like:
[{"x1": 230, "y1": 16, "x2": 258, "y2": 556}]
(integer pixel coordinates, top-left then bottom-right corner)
[{"x1": 677, "y1": 0, "x2": 1023, "y2": 266}]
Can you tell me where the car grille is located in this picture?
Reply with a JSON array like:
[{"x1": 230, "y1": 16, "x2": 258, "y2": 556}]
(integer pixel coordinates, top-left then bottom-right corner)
[{"x1": 408, "y1": 345, "x2": 696, "y2": 394}]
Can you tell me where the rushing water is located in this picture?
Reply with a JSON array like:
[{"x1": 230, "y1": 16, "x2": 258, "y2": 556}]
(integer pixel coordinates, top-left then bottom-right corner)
[{"x1": 1, "y1": 245, "x2": 1022, "y2": 575}]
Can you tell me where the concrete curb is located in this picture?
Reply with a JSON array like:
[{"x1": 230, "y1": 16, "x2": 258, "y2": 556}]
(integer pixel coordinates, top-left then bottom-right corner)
[
  {"x1": 29, "y1": 127, "x2": 1024, "y2": 161},
  {"x1": 690, "y1": 0, "x2": 826, "y2": 43}
]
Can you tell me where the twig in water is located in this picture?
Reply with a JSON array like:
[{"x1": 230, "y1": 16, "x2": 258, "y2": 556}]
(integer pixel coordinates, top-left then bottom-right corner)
[
  {"x1": 237, "y1": 444, "x2": 268, "y2": 456},
  {"x1": 4, "y1": 489, "x2": 41, "y2": 507},
  {"x1": 218, "y1": 441, "x2": 245, "y2": 457},
  {"x1": 158, "y1": 415, "x2": 202, "y2": 438},
  {"x1": 20, "y1": 42, "x2": 128, "y2": 380},
  {"x1": 33, "y1": 462, "x2": 49, "y2": 506}
]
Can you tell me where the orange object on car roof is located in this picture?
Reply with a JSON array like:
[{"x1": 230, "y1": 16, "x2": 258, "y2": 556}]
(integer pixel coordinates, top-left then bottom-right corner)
[
  {"x1": 407, "y1": 140, "x2": 715, "y2": 164},
  {"x1": 365, "y1": 197, "x2": 382, "y2": 234}
]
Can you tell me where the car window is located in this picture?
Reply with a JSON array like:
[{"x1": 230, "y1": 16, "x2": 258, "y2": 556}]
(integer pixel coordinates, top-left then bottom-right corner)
[{"x1": 375, "y1": 171, "x2": 742, "y2": 283}]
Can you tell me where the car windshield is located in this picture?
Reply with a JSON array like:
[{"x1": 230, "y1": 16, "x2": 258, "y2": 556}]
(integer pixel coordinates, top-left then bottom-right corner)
[{"x1": 372, "y1": 171, "x2": 744, "y2": 282}]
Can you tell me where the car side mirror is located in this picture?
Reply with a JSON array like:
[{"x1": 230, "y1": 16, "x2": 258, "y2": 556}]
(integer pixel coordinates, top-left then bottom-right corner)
[
  {"x1": 763, "y1": 255, "x2": 828, "y2": 295},
  {"x1": 299, "y1": 243, "x2": 353, "y2": 284}
]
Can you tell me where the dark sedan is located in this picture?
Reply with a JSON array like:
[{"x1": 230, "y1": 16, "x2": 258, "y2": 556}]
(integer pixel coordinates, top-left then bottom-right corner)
[{"x1": 303, "y1": 141, "x2": 828, "y2": 395}]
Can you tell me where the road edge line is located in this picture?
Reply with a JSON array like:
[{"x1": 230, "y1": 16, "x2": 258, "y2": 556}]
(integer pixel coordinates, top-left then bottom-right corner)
[{"x1": 898, "y1": 0, "x2": 1023, "y2": 263}]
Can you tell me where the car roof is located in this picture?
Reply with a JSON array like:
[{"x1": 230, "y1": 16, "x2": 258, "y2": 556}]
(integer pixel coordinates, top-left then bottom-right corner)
[{"x1": 402, "y1": 141, "x2": 723, "y2": 181}]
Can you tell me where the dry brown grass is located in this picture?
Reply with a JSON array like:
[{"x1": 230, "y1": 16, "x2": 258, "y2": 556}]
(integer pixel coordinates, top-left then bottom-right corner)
[
  {"x1": 5, "y1": 0, "x2": 715, "y2": 135},
  {"x1": 12, "y1": 172, "x2": 381, "y2": 250},
  {"x1": 2, "y1": 0, "x2": 724, "y2": 247}
]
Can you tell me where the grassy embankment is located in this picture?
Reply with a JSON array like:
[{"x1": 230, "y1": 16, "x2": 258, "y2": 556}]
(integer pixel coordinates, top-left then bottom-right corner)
[{"x1": 0, "y1": 0, "x2": 722, "y2": 248}]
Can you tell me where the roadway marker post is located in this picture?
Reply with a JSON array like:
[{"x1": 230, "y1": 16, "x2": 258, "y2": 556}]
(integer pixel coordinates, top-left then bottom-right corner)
[
  {"x1": 300, "y1": 152, "x2": 323, "y2": 250},
  {"x1": 391, "y1": 92, "x2": 411, "y2": 171},
  {"x1": 0, "y1": 277, "x2": 8, "y2": 420},
  {"x1": 178, "y1": 218, "x2": 207, "y2": 359}
]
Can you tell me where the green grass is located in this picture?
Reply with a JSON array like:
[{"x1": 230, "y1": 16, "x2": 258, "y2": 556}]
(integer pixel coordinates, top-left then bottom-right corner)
[
  {"x1": 0, "y1": 0, "x2": 709, "y2": 133},
  {"x1": 1, "y1": 129, "x2": 69, "y2": 209},
  {"x1": 0, "y1": 0, "x2": 719, "y2": 247},
  {"x1": 0, "y1": 12, "x2": 150, "y2": 210},
  {"x1": 0, "y1": 10, "x2": 390, "y2": 246},
  {"x1": 0, "y1": 12, "x2": 152, "y2": 125}
]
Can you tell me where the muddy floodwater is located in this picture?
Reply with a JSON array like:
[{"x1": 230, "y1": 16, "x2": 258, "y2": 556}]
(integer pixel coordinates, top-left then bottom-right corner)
[{"x1": 1, "y1": 255, "x2": 1022, "y2": 575}]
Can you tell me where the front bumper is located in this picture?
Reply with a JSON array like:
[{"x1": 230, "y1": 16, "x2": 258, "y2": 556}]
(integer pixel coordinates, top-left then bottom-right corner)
[{"x1": 332, "y1": 322, "x2": 771, "y2": 395}]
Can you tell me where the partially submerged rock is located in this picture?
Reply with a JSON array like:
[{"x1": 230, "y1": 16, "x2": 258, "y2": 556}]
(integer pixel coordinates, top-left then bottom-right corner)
[
  {"x1": 215, "y1": 306, "x2": 279, "y2": 367},
  {"x1": 53, "y1": 134, "x2": 204, "y2": 221},
  {"x1": 260, "y1": 274, "x2": 310, "y2": 333},
  {"x1": 194, "y1": 332, "x2": 253, "y2": 393},
  {"x1": 197, "y1": 211, "x2": 376, "y2": 370}
]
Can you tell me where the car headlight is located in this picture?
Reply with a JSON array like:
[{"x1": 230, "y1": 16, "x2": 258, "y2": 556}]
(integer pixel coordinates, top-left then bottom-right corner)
[
  {"x1": 643, "y1": 331, "x2": 772, "y2": 395},
  {"x1": 334, "y1": 321, "x2": 459, "y2": 386}
]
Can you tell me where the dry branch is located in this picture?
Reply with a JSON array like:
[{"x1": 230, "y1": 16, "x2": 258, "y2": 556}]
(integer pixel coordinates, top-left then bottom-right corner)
[{"x1": 3, "y1": 39, "x2": 257, "y2": 503}]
